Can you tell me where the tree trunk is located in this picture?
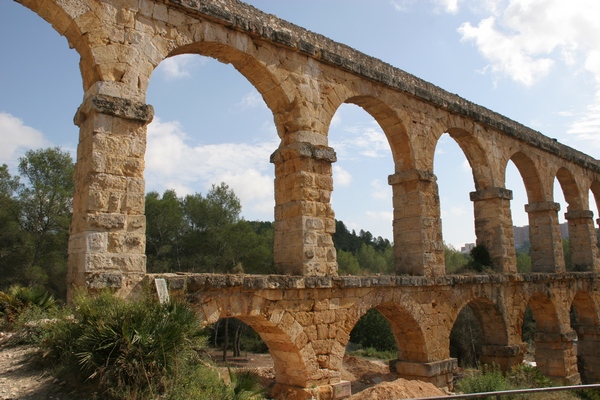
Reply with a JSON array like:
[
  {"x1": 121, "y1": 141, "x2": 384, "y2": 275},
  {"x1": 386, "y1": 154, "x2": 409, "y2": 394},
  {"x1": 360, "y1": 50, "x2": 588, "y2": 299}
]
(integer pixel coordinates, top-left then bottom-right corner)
[
  {"x1": 233, "y1": 323, "x2": 243, "y2": 357},
  {"x1": 222, "y1": 318, "x2": 229, "y2": 362}
]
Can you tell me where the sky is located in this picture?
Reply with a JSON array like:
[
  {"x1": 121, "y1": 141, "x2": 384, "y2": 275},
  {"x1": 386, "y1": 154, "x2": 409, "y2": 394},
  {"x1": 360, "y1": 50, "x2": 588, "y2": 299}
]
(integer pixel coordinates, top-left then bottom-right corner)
[{"x1": 1, "y1": 0, "x2": 600, "y2": 249}]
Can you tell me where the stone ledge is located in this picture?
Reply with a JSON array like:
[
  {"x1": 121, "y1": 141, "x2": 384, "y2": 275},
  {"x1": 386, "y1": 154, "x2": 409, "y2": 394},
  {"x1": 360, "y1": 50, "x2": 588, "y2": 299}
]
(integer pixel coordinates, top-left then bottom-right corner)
[
  {"x1": 389, "y1": 358, "x2": 457, "y2": 377},
  {"x1": 470, "y1": 187, "x2": 513, "y2": 202},
  {"x1": 74, "y1": 94, "x2": 154, "y2": 125},
  {"x1": 145, "y1": 271, "x2": 600, "y2": 291}
]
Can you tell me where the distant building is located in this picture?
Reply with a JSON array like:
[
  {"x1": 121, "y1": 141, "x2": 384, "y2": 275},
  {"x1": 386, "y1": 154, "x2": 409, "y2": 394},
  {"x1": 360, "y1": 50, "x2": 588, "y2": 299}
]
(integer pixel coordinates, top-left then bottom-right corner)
[
  {"x1": 460, "y1": 243, "x2": 475, "y2": 254},
  {"x1": 513, "y1": 223, "x2": 569, "y2": 250}
]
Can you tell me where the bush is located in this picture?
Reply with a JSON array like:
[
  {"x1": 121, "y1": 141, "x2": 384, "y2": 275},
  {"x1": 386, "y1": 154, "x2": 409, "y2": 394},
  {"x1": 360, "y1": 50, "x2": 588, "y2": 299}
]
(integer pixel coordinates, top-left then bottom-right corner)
[
  {"x1": 456, "y1": 364, "x2": 512, "y2": 395},
  {"x1": 0, "y1": 285, "x2": 61, "y2": 344},
  {"x1": 508, "y1": 363, "x2": 553, "y2": 388},
  {"x1": 40, "y1": 291, "x2": 212, "y2": 399}
]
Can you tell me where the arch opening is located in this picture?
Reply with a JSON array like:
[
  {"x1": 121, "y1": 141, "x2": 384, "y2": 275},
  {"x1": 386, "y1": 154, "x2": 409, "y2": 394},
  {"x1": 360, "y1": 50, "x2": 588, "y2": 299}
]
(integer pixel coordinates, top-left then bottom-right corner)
[
  {"x1": 207, "y1": 315, "x2": 308, "y2": 389},
  {"x1": 450, "y1": 298, "x2": 508, "y2": 369},
  {"x1": 0, "y1": 1, "x2": 81, "y2": 300},
  {"x1": 570, "y1": 291, "x2": 600, "y2": 383},
  {"x1": 506, "y1": 160, "x2": 531, "y2": 272},
  {"x1": 328, "y1": 102, "x2": 394, "y2": 275},
  {"x1": 145, "y1": 53, "x2": 279, "y2": 275},
  {"x1": 434, "y1": 133, "x2": 475, "y2": 273}
]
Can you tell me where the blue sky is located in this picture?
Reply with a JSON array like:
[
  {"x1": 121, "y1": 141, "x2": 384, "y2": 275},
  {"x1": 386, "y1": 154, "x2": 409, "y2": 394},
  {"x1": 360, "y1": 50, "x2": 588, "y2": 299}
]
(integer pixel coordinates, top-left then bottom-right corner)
[{"x1": 1, "y1": 0, "x2": 600, "y2": 248}]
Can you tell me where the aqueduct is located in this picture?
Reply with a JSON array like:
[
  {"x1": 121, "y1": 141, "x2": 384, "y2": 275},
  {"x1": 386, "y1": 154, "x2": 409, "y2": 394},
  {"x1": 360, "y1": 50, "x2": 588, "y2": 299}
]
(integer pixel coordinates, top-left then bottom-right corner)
[{"x1": 9, "y1": 0, "x2": 600, "y2": 398}]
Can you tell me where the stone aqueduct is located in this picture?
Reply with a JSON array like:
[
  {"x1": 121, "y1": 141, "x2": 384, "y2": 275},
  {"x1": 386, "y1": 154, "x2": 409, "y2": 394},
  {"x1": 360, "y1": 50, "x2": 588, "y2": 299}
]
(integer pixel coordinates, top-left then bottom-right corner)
[{"x1": 10, "y1": 0, "x2": 600, "y2": 398}]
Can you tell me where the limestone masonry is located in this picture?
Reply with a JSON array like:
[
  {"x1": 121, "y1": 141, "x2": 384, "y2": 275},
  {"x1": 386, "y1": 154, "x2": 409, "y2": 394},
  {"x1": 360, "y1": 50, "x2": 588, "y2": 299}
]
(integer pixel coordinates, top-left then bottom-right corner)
[{"x1": 12, "y1": 0, "x2": 600, "y2": 398}]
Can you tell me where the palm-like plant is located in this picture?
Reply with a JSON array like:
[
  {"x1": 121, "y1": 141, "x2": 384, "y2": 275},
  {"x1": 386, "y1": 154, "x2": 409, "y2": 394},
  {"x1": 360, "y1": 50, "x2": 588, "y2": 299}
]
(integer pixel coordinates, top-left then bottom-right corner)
[{"x1": 227, "y1": 367, "x2": 267, "y2": 400}]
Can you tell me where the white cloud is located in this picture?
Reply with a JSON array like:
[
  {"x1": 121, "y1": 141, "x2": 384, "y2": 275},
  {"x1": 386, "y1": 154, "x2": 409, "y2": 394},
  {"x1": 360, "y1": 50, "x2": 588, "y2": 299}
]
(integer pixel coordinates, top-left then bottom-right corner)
[
  {"x1": 461, "y1": 159, "x2": 471, "y2": 172},
  {"x1": 439, "y1": 0, "x2": 460, "y2": 14},
  {"x1": 145, "y1": 117, "x2": 277, "y2": 219},
  {"x1": 156, "y1": 54, "x2": 208, "y2": 80},
  {"x1": 333, "y1": 166, "x2": 352, "y2": 187},
  {"x1": 365, "y1": 210, "x2": 393, "y2": 222},
  {"x1": 371, "y1": 179, "x2": 390, "y2": 200},
  {"x1": 390, "y1": 0, "x2": 413, "y2": 12},
  {"x1": 458, "y1": 1, "x2": 600, "y2": 86},
  {"x1": 458, "y1": 17, "x2": 554, "y2": 86},
  {"x1": 0, "y1": 112, "x2": 50, "y2": 168},
  {"x1": 454, "y1": 0, "x2": 600, "y2": 149},
  {"x1": 233, "y1": 90, "x2": 265, "y2": 112},
  {"x1": 330, "y1": 112, "x2": 342, "y2": 128},
  {"x1": 332, "y1": 124, "x2": 390, "y2": 159}
]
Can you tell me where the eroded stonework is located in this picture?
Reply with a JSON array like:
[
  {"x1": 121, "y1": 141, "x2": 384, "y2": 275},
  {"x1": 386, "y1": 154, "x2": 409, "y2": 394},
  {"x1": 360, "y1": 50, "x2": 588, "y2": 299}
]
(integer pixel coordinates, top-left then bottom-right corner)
[{"x1": 11, "y1": 0, "x2": 600, "y2": 398}]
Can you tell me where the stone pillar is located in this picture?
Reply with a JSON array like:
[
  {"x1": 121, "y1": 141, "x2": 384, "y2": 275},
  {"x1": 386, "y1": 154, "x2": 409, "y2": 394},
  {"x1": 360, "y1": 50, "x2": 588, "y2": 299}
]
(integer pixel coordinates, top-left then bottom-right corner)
[
  {"x1": 67, "y1": 94, "x2": 152, "y2": 300},
  {"x1": 480, "y1": 344, "x2": 527, "y2": 371},
  {"x1": 574, "y1": 326, "x2": 600, "y2": 383},
  {"x1": 389, "y1": 358, "x2": 457, "y2": 389},
  {"x1": 470, "y1": 187, "x2": 517, "y2": 273},
  {"x1": 388, "y1": 169, "x2": 444, "y2": 276},
  {"x1": 534, "y1": 331, "x2": 580, "y2": 384},
  {"x1": 565, "y1": 210, "x2": 599, "y2": 271},
  {"x1": 270, "y1": 142, "x2": 337, "y2": 276},
  {"x1": 525, "y1": 202, "x2": 565, "y2": 273}
]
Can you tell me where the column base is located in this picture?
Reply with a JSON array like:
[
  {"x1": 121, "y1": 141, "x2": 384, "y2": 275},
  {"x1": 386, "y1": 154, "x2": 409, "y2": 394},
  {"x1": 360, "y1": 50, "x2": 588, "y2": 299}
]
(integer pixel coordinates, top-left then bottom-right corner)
[
  {"x1": 270, "y1": 381, "x2": 351, "y2": 400},
  {"x1": 389, "y1": 358, "x2": 457, "y2": 389},
  {"x1": 480, "y1": 344, "x2": 527, "y2": 371}
]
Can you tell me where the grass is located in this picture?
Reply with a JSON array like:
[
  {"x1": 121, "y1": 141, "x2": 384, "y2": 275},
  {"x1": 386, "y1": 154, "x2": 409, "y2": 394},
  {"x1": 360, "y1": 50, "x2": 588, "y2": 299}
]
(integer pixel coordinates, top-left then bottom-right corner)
[{"x1": 347, "y1": 346, "x2": 397, "y2": 360}]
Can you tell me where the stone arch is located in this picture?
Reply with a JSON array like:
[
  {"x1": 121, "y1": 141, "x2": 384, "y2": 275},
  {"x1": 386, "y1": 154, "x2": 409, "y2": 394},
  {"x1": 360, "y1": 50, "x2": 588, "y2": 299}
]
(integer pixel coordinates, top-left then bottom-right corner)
[
  {"x1": 14, "y1": 0, "x2": 96, "y2": 89},
  {"x1": 455, "y1": 297, "x2": 509, "y2": 345},
  {"x1": 524, "y1": 291, "x2": 561, "y2": 333},
  {"x1": 521, "y1": 291, "x2": 580, "y2": 381},
  {"x1": 555, "y1": 167, "x2": 584, "y2": 210},
  {"x1": 449, "y1": 296, "x2": 517, "y2": 370},
  {"x1": 570, "y1": 290, "x2": 600, "y2": 383},
  {"x1": 198, "y1": 294, "x2": 310, "y2": 388},
  {"x1": 571, "y1": 290, "x2": 599, "y2": 327},
  {"x1": 164, "y1": 42, "x2": 291, "y2": 137},
  {"x1": 556, "y1": 168, "x2": 599, "y2": 271},
  {"x1": 343, "y1": 291, "x2": 428, "y2": 364},
  {"x1": 591, "y1": 180, "x2": 600, "y2": 219},
  {"x1": 341, "y1": 95, "x2": 414, "y2": 171},
  {"x1": 509, "y1": 151, "x2": 545, "y2": 203},
  {"x1": 509, "y1": 152, "x2": 565, "y2": 272},
  {"x1": 444, "y1": 127, "x2": 494, "y2": 191}
]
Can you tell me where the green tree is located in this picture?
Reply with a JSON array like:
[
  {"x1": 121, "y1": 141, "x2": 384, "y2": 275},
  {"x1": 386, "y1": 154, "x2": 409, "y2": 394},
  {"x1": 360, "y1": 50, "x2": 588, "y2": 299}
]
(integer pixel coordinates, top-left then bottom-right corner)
[
  {"x1": 181, "y1": 183, "x2": 244, "y2": 272},
  {"x1": 356, "y1": 243, "x2": 390, "y2": 274},
  {"x1": 17, "y1": 148, "x2": 74, "y2": 297},
  {"x1": 350, "y1": 308, "x2": 396, "y2": 352},
  {"x1": 145, "y1": 190, "x2": 185, "y2": 272},
  {"x1": 444, "y1": 244, "x2": 469, "y2": 274},
  {"x1": 516, "y1": 250, "x2": 531, "y2": 273},
  {"x1": 0, "y1": 165, "x2": 27, "y2": 289},
  {"x1": 337, "y1": 249, "x2": 360, "y2": 275}
]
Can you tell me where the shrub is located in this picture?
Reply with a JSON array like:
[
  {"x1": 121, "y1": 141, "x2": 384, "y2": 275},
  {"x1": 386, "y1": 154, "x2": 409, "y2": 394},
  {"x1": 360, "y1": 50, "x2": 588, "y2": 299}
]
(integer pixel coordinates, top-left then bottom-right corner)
[
  {"x1": 0, "y1": 285, "x2": 62, "y2": 344},
  {"x1": 469, "y1": 244, "x2": 492, "y2": 272},
  {"x1": 40, "y1": 291, "x2": 211, "y2": 399},
  {"x1": 508, "y1": 363, "x2": 553, "y2": 388},
  {"x1": 455, "y1": 364, "x2": 513, "y2": 395}
]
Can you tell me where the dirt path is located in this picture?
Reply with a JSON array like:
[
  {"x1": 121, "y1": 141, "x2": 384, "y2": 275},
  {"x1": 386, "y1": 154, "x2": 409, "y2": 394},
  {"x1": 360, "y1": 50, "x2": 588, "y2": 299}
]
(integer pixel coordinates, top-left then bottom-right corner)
[{"x1": 0, "y1": 337, "x2": 76, "y2": 400}]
